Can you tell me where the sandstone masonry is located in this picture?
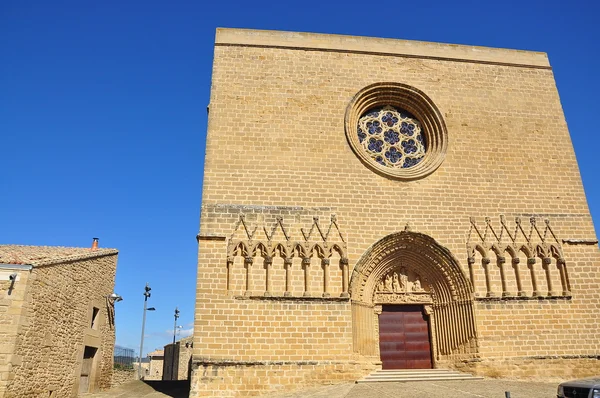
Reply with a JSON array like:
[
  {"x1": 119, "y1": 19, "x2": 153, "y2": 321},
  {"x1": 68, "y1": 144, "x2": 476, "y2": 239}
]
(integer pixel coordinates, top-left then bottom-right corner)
[
  {"x1": 0, "y1": 242, "x2": 118, "y2": 397},
  {"x1": 192, "y1": 28, "x2": 600, "y2": 397}
]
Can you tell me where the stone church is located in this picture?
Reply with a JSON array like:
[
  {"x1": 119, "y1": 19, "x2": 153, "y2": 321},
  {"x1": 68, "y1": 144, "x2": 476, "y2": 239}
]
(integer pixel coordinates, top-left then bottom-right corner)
[{"x1": 191, "y1": 28, "x2": 600, "y2": 397}]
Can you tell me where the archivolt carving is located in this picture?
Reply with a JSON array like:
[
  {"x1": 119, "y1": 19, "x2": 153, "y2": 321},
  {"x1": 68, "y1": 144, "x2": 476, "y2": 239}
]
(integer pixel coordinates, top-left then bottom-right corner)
[
  {"x1": 226, "y1": 214, "x2": 349, "y2": 298},
  {"x1": 467, "y1": 216, "x2": 571, "y2": 298},
  {"x1": 349, "y1": 230, "x2": 478, "y2": 361}
]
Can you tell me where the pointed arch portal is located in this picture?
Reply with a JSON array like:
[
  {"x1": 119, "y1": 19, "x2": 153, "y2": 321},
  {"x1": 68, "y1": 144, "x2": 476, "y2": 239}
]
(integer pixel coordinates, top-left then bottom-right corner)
[{"x1": 349, "y1": 231, "x2": 479, "y2": 367}]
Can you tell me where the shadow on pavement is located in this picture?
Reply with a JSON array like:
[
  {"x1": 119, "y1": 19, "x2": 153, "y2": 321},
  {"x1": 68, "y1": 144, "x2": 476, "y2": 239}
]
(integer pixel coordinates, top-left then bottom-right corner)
[{"x1": 142, "y1": 380, "x2": 190, "y2": 398}]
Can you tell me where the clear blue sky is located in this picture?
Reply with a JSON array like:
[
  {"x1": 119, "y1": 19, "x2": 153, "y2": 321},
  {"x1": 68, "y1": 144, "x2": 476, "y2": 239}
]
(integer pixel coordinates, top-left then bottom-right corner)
[{"x1": 2, "y1": 0, "x2": 599, "y2": 356}]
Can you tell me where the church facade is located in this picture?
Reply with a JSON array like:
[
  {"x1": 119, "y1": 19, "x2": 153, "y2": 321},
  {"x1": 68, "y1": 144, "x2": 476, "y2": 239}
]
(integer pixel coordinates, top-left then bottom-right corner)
[{"x1": 191, "y1": 28, "x2": 600, "y2": 397}]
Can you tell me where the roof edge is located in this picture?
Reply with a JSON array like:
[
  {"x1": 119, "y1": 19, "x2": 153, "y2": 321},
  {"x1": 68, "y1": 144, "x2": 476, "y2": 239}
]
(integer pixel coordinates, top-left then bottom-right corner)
[
  {"x1": 32, "y1": 249, "x2": 119, "y2": 267},
  {"x1": 215, "y1": 28, "x2": 550, "y2": 68}
]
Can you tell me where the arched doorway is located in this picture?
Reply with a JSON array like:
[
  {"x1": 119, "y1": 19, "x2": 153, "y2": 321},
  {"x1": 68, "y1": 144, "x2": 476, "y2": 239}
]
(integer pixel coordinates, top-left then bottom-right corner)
[{"x1": 349, "y1": 230, "x2": 479, "y2": 368}]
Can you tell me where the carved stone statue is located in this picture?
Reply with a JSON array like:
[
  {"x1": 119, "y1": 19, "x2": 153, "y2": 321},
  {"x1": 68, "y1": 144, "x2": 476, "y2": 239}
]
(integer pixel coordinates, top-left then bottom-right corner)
[
  {"x1": 384, "y1": 274, "x2": 392, "y2": 292},
  {"x1": 400, "y1": 268, "x2": 408, "y2": 291},
  {"x1": 412, "y1": 276, "x2": 424, "y2": 292},
  {"x1": 392, "y1": 272, "x2": 401, "y2": 293}
]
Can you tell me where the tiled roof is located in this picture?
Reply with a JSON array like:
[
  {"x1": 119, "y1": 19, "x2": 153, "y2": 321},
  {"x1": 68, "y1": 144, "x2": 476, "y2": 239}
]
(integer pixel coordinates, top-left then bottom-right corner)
[
  {"x1": 0, "y1": 244, "x2": 118, "y2": 267},
  {"x1": 148, "y1": 349, "x2": 164, "y2": 357}
]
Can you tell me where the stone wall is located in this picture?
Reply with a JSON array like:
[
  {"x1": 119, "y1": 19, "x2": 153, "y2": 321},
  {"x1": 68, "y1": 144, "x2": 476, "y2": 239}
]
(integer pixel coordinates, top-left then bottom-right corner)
[
  {"x1": 111, "y1": 368, "x2": 135, "y2": 387},
  {"x1": 452, "y1": 357, "x2": 600, "y2": 381},
  {"x1": 190, "y1": 362, "x2": 375, "y2": 398},
  {"x1": 0, "y1": 267, "x2": 32, "y2": 397},
  {"x1": 163, "y1": 336, "x2": 193, "y2": 380},
  {"x1": 193, "y1": 28, "x2": 600, "y2": 396},
  {"x1": 5, "y1": 254, "x2": 117, "y2": 397},
  {"x1": 146, "y1": 357, "x2": 164, "y2": 380}
]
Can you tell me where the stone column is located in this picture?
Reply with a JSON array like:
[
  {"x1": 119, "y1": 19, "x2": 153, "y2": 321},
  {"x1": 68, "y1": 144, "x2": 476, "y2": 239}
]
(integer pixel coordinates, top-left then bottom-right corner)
[
  {"x1": 542, "y1": 257, "x2": 554, "y2": 296},
  {"x1": 528, "y1": 258, "x2": 541, "y2": 297},
  {"x1": 512, "y1": 257, "x2": 525, "y2": 297},
  {"x1": 264, "y1": 256, "x2": 273, "y2": 297},
  {"x1": 322, "y1": 258, "x2": 330, "y2": 297},
  {"x1": 482, "y1": 257, "x2": 494, "y2": 297},
  {"x1": 557, "y1": 258, "x2": 570, "y2": 296},
  {"x1": 226, "y1": 257, "x2": 233, "y2": 293},
  {"x1": 498, "y1": 256, "x2": 509, "y2": 297},
  {"x1": 340, "y1": 258, "x2": 349, "y2": 298},
  {"x1": 284, "y1": 258, "x2": 293, "y2": 297},
  {"x1": 467, "y1": 256, "x2": 477, "y2": 296},
  {"x1": 244, "y1": 256, "x2": 253, "y2": 297},
  {"x1": 302, "y1": 257, "x2": 311, "y2": 297}
]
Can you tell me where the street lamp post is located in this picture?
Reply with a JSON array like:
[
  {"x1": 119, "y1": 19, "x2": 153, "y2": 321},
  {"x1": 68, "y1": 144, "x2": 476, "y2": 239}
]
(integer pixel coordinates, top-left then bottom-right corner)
[
  {"x1": 173, "y1": 307, "x2": 180, "y2": 344},
  {"x1": 138, "y1": 283, "x2": 155, "y2": 380},
  {"x1": 171, "y1": 307, "x2": 180, "y2": 380}
]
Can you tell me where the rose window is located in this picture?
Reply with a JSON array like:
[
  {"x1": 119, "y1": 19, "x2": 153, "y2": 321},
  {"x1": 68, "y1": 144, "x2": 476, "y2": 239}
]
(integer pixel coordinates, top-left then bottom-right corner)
[{"x1": 357, "y1": 106, "x2": 426, "y2": 169}]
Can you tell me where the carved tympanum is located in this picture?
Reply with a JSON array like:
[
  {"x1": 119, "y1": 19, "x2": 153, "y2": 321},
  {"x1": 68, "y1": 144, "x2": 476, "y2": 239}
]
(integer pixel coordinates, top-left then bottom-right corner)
[
  {"x1": 376, "y1": 267, "x2": 428, "y2": 293},
  {"x1": 374, "y1": 267, "x2": 432, "y2": 304}
]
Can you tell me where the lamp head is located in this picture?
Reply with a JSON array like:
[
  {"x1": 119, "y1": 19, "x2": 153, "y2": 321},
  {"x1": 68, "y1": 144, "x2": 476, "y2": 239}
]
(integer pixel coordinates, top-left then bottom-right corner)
[{"x1": 107, "y1": 293, "x2": 123, "y2": 304}]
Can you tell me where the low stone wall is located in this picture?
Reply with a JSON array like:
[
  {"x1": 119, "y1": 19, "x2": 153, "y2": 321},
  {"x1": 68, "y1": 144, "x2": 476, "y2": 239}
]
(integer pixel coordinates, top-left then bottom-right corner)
[
  {"x1": 450, "y1": 356, "x2": 600, "y2": 382},
  {"x1": 189, "y1": 360, "x2": 376, "y2": 397},
  {"x1": 111, "y1": 368, "x2": 135, "y2": 387}
]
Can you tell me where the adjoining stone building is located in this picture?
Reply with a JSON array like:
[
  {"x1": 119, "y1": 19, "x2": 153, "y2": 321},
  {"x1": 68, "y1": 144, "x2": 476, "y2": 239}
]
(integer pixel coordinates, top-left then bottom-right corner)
[
  {"x1": 145, "y1": 349, "x2": 165, "y2": 380},
  {"x1": 0, "y1": 239, "x2": 118, "y2": 397},
  {"x1": 163, "y1": 336, "x2": 193, "y2": 381},
  {"x1": 192, "y1": 28, "x2": 600, "y2": 397}
]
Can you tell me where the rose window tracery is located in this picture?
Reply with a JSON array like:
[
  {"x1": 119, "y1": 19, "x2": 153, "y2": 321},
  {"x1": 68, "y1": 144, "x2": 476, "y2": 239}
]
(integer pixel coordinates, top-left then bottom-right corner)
[{"x1": 357, "y1": 106, "x2": 426, "y2": 169}]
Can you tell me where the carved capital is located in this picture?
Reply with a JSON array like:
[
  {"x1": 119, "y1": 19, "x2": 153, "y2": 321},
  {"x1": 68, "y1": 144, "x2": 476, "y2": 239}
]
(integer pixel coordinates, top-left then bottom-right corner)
[
  {"x1": 482, "y1": 257, "x2": 491, "y2": 265},
  {"x1": 497, "y1": 256, "x2": 506, "y2": 264},
  {"x1": 527, "y1": 258, "x2": 536, "y2": 265},
  {"x1": 244, "y1": 256, "x2": 254, "y2": 264},
  {"x1": 467, "y1": 257, "x2": 476, "y2": 265},
  {"x1": 542, "y1": 257, "x2": 552, "y2": 265},
  {"x1": 264, "y1": 256, "x2": 273, "y2": 265},
  {"x1": 512, "y1": 257, "x2": 520, "y2": 265},
  {"x1": 321, "y1": 258, "x2": 330, "y2": 266},
  {"x1": 283, "y1": 258, "x2": 293, "y2": 266},
  {"x1": 302, "y1": 258, "x2": 311, "y2": 266},
  {"x1": 340, "y1": 258, "x2": 349, "y2": 265}
]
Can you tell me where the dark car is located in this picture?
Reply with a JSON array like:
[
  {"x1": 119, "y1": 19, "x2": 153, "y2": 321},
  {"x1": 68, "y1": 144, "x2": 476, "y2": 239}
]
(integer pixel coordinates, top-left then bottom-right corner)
[{"x1": 557, "y1": 377, "x2": 600, "y2": 398}]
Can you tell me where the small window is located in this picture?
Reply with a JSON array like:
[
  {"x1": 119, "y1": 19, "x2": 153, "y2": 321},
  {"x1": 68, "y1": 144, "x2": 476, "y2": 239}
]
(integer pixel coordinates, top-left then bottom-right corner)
[{"x1": 91, "y1": 307, "x2": 99, "y2": 329}]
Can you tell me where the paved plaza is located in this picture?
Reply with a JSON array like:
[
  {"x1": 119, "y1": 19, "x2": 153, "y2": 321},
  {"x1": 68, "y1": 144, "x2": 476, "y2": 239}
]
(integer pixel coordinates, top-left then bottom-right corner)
[{"x1": 86, "y1": 378, "x2": 559, "y2": 398}]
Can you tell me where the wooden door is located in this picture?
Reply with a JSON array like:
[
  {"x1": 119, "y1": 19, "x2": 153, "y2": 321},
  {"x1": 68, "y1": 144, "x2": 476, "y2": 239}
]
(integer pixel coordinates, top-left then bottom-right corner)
[
  {"x1": 379, "y1": 305, "x2": 432, "y2": 369},
  {"x1": 79, "y1": 346, "x2": 97, "y2": 394}
]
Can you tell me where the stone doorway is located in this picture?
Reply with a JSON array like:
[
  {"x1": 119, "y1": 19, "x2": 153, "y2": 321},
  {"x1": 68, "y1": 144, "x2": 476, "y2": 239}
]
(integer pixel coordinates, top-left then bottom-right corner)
[
  {"x1": 349, "y1": 231, "x2": 479, "y2": 365},
  {"x1": 79, "y1": 346, "x2": 97, "y2": 394},
  {"x1": 378, "y1": 305, "x2": 432, "y2": 369}
]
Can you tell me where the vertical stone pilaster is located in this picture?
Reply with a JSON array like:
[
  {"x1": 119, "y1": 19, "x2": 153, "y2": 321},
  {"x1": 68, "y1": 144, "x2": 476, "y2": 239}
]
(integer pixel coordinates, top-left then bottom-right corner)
[
  {"x1": 467, "y1": 256, "x2": 477, "y2": 296},
  {"x1": 226, "y1": 257, "x2": 233, "y2": 294},
  {"x1": 340, "y1": 258, "x2": 349, "y2": 298},
  {"x1": 498, "y1": 256, "x2": 509, "y2": 297},
  {"x1": 528, "y1": 258, "x2": 541, "y2": 297},
  {"x1": 482, "y1": 258, "x2": 494, "y2": 297},
  {"x1": 322, "y1": 258, "x2": 330, "y2": 297},
  {"x1": 264, "y1": 256, "x2": 273, "y2": 297},
  {"x1": 557, "y1": 258, "x2": 570, "y2": 296},
  {"x1": 244, "y1": 256, "x2": 253, "y2": 297},
  {"x1": 302, "y1": 257, "x2": 311, "y2": 297},
  {"x1": 542, "y1": 257, "x2": 553, "y2": 296},
  {"x1": 512, "y1": 257, "x2": 525, "y2": 297},
  {"x1": 283, "y1": 258, "x2": 293, "y2": 297}
]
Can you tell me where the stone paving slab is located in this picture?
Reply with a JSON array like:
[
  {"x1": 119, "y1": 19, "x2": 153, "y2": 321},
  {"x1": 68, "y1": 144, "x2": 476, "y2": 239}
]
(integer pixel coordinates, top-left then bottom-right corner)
[
  {"x1": 260, "y1": 379, "x2": 558, "y2": 398},
  {"x1": 86, "y1": 378, "x2": 558, "y2": 398},
  {"x1": 84, "y1": 380, "x2": 189, "y2": 398}
]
